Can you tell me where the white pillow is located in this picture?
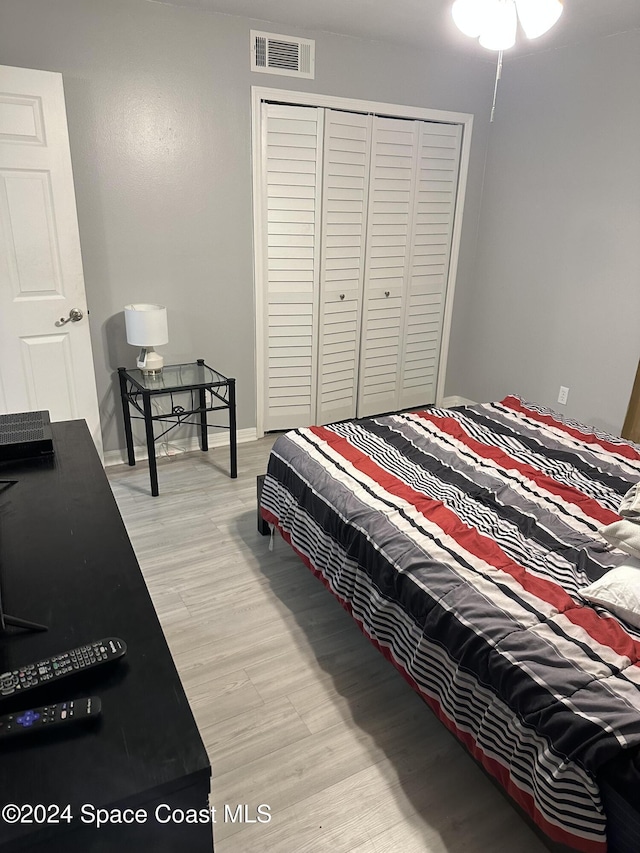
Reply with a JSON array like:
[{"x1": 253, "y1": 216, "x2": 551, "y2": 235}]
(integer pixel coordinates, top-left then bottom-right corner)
[
  {"x1": 600, "y1": 520, "x2": 640, "y2": 560},
  {"x1": 579, "y1": 559, "x2": 640, "y2": 630}
]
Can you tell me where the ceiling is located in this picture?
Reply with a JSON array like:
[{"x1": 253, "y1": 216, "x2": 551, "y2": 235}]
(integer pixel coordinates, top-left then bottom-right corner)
[{"x1": 147, "y1": 0, "x2": 640, "y2": 59}]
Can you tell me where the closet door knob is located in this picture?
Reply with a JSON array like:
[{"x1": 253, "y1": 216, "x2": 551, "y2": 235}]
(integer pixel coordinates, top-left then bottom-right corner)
[
  {"x1": 384, "y1": 291, "x2": 390, "y2": 297},
  {"x1": 339, "y1": 293, "x2": 345, "y2": 300}
]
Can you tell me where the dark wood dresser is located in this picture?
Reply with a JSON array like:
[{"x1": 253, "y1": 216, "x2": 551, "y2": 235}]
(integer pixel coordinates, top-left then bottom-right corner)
[{"x1": 0, "y1": 420, "x2": 213, "y2": 852}]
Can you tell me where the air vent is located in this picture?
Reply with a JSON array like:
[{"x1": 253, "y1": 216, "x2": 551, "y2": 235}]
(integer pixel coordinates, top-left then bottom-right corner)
[{"x1": 251, "y1": 30, "x2": 315, "y2": 79}]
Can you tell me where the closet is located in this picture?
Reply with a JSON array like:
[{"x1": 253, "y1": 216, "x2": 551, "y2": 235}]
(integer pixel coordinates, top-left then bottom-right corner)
[{"x1": 258, "y1": 99, "x2": 465, "y2": 432}]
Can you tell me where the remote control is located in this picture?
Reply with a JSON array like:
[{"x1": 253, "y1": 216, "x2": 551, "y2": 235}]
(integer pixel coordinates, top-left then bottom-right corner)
[
  {"x1": 0, "y1": 696, "x2": 101, "y2": 739},
  {"x1": 0, "y1": 638, "x2": 126, "y2": 698}
]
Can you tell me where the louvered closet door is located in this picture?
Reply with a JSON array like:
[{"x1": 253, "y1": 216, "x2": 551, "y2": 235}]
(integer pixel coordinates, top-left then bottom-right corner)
[
  {"x1": 399, "y1": 122, "x2": 462, "y2": 409},
  {"x1": 260, "y1": 102, "x2": 465, "y2": 431},
  {"x1": 316, "y1": 110, "x2": 372, "y2": 424},
  {"x1": 262, "y1": 103, "x2": 323, "y2": 431},
  {"x1": 357, "y1": 116, "x2": 419, "y2": 418}
]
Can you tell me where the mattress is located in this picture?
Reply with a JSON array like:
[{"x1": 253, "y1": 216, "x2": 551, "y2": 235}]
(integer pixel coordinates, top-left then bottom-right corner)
[{"x1": 260, "y1": 396, "x2": 640, "y2": 853}]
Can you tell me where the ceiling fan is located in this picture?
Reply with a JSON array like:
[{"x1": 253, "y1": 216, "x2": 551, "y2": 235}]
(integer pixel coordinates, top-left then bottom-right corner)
[
  {"x1": 452, "y1": 0, "x2": 563, "y2": 50},
  {"x1": 451, "y1": 0, "x2": 563, "y2": 120}
]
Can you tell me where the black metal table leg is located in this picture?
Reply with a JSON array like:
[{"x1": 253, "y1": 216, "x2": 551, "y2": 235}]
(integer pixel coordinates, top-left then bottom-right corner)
[
  {"x1": 228, "y1": 378, "x2": 237, "y2": 479},
  {"x1": 197, "y1": 358, "x2": 208, "y2": 451},
  {"x1": 142, "y1": 392, "x2": 159, "y2": 497},
  {"x1": 118, "y1": 368, "x2": 136, "y2": 466},
  {"x1": 198, "y1": 388, "x2": 208, "y2": 451}
]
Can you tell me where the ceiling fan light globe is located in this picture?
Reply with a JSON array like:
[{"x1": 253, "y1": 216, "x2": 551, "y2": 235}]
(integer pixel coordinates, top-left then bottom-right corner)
[
  {"x1": 478, "y1": 0, "x2": 517, "y2": 50},
  {"x1": 452, "y1": 0, "x2": 491, "y2": 38},
  {"x1": 515, "y1": 0, "x2": 563, "y2": 39}
]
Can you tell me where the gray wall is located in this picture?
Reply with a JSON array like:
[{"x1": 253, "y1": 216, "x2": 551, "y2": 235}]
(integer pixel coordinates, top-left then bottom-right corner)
[
  {"x1": 446, "y1": 30, "x2": 640, "y2": 434},
  {"x1": 0, "y1": 0, "x2": 494, "y2": 453}
]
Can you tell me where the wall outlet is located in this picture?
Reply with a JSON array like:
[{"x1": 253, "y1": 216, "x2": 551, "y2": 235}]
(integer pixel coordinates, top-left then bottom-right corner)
[{"x1": 557, "y1": 386, "x2": 569, "y2": 406}]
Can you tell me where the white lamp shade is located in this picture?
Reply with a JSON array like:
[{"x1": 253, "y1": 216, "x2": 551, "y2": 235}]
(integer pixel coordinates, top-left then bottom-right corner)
[
  {"x1": 124, "y1": 304, "x2": 169, "y2": 347},
  {"x1": 515, "y1": 0, "x2": 563, "y2": 39},
  {"x1": 479, "y1": 0, "x2": 517, "y2": 50}
]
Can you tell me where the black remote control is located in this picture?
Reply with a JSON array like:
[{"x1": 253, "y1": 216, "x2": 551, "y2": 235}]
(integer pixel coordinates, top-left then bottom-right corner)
[
  {"x1": 0, "y1": 638, "x2": 126, "y2": 698},
  {"x1": 0, "y1": 696, "x2": 101, "y2": 739}
]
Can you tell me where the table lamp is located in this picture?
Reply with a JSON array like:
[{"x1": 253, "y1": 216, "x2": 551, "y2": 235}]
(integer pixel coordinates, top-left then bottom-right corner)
[{"x1": 124, "y1": 304, "x2": 169, "y2": 374}]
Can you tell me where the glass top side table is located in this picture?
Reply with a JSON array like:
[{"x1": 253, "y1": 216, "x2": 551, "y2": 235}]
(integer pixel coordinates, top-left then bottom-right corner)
[{"x1": 118, "y1": 359, "x2": 237, "y2": 496}]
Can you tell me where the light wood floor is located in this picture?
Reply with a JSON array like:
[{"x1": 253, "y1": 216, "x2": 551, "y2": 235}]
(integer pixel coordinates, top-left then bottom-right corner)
[{"x1": 107, "y1": 437, "x2": 548, "y2": 853}]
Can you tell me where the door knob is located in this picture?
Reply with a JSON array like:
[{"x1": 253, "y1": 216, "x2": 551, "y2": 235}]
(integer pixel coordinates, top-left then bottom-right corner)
[{"x1": 55, "y1": 308, "x2": 84, "y2": 326}]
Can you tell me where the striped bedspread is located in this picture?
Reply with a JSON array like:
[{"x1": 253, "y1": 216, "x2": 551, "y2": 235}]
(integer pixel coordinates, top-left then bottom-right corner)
[{"x1": 260, "y1": 396, "x2": 640, "y2": 853}]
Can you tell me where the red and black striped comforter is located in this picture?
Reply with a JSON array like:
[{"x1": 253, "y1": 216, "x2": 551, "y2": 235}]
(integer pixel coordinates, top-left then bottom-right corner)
[{"x1": 261, "y1": 397, "x2": 640, "y2": 851}]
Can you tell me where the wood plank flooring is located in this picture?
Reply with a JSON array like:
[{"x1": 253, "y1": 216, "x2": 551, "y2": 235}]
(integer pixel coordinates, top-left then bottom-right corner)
[{"x1": 107, "y1": 438, "x2": 548, "y2": 853}]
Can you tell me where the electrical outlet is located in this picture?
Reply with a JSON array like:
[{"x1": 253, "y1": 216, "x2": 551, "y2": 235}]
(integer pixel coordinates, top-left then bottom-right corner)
[{"x1": 558, "y1": 386, "x2": 569, "y2": 406}]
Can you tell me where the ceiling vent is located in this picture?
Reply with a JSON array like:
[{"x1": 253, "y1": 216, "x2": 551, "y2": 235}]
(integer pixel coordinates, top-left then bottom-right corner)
[{"x1": 251, "y1": 30, "x2": 315, "y2": 79}]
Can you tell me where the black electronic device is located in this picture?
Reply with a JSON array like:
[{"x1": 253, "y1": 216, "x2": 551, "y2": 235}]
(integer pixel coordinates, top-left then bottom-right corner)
[
  {"x1": 0, "y1": 410, "x2": 54, "y2": 463},
  {"x1": 0, "y1": 696, "x2": 101, "y2": 739},
  {"x1": 0, "y1": 638, "x2": 127, "y2": 698}
]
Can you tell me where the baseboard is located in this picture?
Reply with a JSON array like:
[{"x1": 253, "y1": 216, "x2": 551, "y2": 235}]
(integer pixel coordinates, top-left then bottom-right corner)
[
  {"x1": 442, "y1": 395, "x2": 476, "y2": 408},
  {"x1": 103, "y1": 427, "x2": 258, "y2": 467}
]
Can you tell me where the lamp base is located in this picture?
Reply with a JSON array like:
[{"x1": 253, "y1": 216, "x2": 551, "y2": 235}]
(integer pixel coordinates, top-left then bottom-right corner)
[{"x1": 137, "y1": 348, "x2": 164, "y2": 374}]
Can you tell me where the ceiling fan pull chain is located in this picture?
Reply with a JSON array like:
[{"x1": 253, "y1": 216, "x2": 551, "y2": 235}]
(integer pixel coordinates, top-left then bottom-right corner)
[{"x1": 490, "y1": 49, "x2": 504, "y2": 123}]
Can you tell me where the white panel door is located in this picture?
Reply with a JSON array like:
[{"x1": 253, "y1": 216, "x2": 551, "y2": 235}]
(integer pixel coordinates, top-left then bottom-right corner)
[
  {"x1": 357, "y1": 116, "x2": 419, "y2": 418},
  {"x1": 262, "y1": 103, "x2": 323, "y2": 431},
  {"x1": 316, "y1": 110, "x2": 371, "y2": 425},
  {"x1": 399, "y1": 122, "x2": 462, "y2": 410},
  {"x1": 0, "y1": 65, "x2": 102, "y2": 455}
]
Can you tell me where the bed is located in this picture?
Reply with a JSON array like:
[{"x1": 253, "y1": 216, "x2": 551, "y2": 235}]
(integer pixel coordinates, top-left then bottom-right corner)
[{"x1": 258, "y1": 396, "x2": 640, "y2": 853}]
